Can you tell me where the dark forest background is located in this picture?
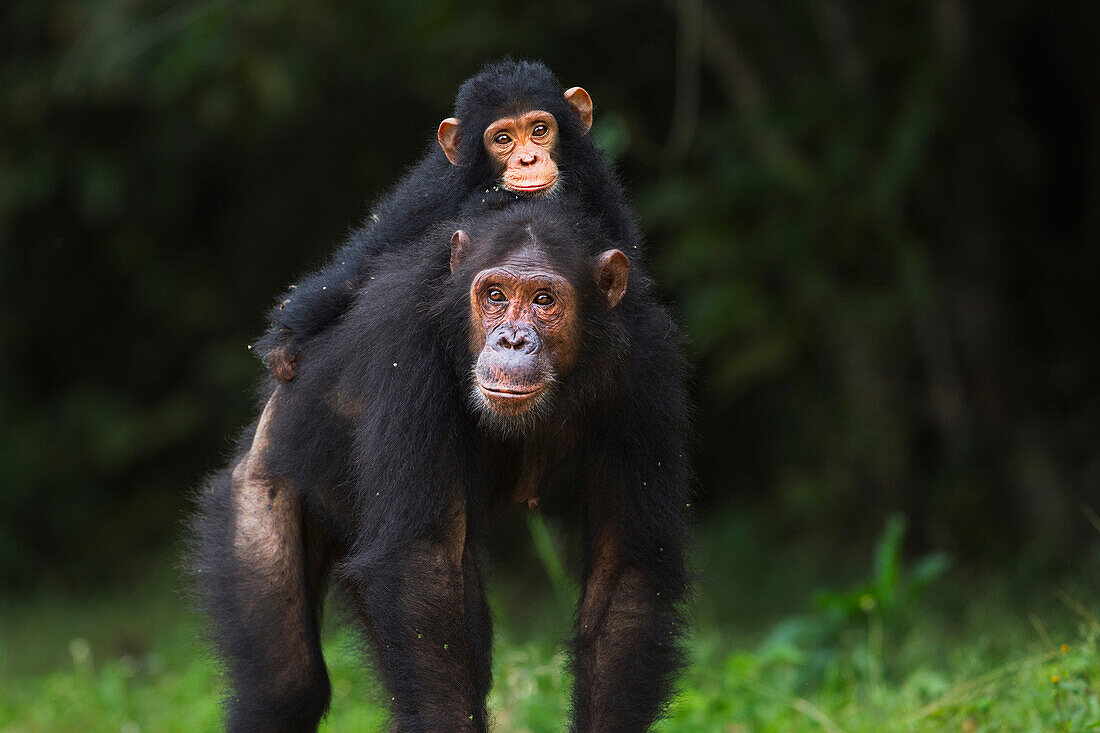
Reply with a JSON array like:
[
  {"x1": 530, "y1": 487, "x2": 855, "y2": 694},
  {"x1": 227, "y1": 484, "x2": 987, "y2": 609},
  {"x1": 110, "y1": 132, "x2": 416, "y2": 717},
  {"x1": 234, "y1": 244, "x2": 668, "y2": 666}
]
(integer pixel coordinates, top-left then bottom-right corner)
[{"x1": 1, "y1": 0, "x2": 1098, "y2": 592}]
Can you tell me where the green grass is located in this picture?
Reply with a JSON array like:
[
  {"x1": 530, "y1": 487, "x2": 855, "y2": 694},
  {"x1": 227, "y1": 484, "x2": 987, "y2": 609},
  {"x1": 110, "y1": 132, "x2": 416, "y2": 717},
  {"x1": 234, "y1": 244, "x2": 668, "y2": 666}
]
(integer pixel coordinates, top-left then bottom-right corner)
[{"x1": 1, "y1": 520, "x2": 1098, "y2": 732}]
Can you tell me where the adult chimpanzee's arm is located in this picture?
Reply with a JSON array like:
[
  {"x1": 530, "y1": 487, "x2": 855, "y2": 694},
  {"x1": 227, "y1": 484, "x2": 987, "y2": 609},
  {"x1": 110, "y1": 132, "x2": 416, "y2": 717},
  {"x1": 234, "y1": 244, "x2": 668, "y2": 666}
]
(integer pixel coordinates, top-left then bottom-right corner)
[{"x1": 571, "y1": 312, "x2": 693, "y2": 733}]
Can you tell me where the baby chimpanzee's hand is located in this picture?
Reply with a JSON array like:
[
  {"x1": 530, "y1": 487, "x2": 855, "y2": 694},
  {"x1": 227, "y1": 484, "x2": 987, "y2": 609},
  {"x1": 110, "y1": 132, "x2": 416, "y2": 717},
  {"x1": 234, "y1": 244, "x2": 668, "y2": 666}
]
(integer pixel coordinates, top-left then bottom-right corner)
[{"x1": 265, "y1": 330, "x2": 300, "y2": 383}]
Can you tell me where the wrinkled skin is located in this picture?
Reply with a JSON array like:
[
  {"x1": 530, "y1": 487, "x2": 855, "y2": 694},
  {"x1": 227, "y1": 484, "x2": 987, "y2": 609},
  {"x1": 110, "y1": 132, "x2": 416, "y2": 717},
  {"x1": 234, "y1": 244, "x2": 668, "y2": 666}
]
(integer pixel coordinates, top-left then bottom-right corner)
[
  {"x1": 480, "y1": 111, "x2": 561, "y2": 194},
  {"x1": 450, "y1": 230, "x2": 628, "y2": 419}
]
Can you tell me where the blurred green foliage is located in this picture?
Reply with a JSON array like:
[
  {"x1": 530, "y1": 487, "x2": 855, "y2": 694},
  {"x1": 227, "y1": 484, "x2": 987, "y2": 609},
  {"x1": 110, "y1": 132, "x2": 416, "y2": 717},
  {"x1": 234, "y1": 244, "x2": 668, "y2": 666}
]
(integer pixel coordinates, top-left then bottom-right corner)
[
  {"x1": 1, "y1": 0, "x2": 1098, "y2": 587},
  {"x1": 2, "y1": 523, "x2": 1097, "y2": 731}
]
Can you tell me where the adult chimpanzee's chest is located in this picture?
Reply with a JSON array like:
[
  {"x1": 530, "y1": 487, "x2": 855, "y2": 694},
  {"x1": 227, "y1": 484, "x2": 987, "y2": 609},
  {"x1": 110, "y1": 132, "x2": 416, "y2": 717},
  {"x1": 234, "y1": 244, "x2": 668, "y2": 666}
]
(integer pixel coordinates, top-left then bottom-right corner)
[{"x1": 478, "y1": 431, "x2": 580, "y2": 514}]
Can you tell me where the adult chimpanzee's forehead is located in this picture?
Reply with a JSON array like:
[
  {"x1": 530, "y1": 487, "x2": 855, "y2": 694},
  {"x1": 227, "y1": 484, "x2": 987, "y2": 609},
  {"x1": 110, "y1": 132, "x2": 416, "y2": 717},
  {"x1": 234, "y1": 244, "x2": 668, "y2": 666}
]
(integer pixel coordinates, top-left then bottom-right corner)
[
  {"x1": 478, "y1": 224, "x2": 583, "y2": 275},
  {"x1": 468, "y1": 205, "x2": 601, "y2": 275}
]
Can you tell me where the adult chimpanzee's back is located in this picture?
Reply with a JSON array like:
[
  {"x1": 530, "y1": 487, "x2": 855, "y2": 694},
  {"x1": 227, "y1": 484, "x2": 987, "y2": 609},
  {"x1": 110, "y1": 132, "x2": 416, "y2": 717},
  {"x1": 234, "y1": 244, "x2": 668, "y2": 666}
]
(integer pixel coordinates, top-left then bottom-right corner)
[
  {"x1": 190, "y1": 197, "x2": 692, "y2": 732},
  {"x1": 257, "y1": 59, "x2": 642, "y2": 383}
]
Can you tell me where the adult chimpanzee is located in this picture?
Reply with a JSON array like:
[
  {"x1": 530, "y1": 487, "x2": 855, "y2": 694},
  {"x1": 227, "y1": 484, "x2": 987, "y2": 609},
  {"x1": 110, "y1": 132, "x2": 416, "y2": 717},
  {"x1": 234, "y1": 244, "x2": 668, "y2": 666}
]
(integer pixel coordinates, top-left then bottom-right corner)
[
  {"x1": 259, "y1": 58, "x2": 640, "y2": 383},
  {"x1": 190, "y1": 199, "x2": 692, "y2": 732}
]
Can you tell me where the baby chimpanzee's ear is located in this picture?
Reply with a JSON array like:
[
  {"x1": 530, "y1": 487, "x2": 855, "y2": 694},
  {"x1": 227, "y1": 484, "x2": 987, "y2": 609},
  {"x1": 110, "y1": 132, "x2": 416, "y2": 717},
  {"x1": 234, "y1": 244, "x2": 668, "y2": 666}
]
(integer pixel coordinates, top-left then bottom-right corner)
[
  {"x1": 450, "y1": 230, "x2": 471, "y2": 274},
  {"x1": 595, "y1": 249, "x2": 629, "y2": 308},
  {"x1": 564, "y1": 87, "x2": 594, "y2": 133},
  {"x1": 437, "y1": 118, "x2": 462, "y2": 164}
]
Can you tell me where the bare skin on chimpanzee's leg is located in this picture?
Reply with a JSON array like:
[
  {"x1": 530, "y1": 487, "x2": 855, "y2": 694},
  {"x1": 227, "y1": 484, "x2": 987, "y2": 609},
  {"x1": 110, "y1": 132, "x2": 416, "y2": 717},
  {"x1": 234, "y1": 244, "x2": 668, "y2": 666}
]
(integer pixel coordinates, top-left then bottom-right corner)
[{"x1": 195, "y1": 392, "x2": 333, "y2": 732}]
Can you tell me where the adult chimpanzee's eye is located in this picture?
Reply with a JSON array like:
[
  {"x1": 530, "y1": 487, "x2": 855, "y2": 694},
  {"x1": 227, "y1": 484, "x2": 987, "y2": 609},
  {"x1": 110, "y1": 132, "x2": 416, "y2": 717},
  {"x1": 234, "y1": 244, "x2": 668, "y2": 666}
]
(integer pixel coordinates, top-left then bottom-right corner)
[
  {"x1": 532, "y1": 124, "x2": 548, "y2": 137},
  {"x1": 488, "y1": 288, "x2": 507, "y2": 303},
  {"x1": 533, "y1": 292, "x2": 554, "y2": 306},
  {"x1": 494, "y1": 133, "x2": 511, "y2": 145}
]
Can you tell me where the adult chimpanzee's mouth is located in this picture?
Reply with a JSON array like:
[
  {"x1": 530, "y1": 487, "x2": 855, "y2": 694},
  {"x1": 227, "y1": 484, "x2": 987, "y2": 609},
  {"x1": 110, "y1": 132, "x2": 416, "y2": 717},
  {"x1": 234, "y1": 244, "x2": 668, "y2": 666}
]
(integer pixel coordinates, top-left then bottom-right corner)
[
  {"x1": 476, "y1": 381, "x2": 550, "y2": 416},
  {"x1": 478, "y1": 383, "x2": 545, "y2": 399}
]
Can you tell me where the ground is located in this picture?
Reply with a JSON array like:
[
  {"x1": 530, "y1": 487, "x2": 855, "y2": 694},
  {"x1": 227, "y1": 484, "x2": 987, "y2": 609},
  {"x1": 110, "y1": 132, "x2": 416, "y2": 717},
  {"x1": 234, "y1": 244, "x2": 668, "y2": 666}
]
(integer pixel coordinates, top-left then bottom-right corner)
[{"x1": 1, "y1": 515, "x2": 1097, "y2": 732}]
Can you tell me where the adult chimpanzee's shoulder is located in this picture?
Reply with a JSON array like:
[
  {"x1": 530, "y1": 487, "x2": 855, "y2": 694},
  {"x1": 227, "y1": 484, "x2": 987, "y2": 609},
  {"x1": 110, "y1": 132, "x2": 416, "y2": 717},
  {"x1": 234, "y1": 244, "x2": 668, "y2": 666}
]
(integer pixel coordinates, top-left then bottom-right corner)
[
  {"x1": 623, "y1": 292, "x2": 690, "y2": 373},
  {"x1": 319, "y1": 225, "x2": 465, "y2": 368}
]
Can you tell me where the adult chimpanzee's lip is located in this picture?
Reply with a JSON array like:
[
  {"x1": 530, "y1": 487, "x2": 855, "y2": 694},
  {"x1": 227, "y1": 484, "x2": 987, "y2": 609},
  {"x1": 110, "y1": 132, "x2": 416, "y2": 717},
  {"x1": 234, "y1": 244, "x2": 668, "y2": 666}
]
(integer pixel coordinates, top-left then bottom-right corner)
[{"x1": 478, "y1": 383, "x2": 546, "y2": 399}]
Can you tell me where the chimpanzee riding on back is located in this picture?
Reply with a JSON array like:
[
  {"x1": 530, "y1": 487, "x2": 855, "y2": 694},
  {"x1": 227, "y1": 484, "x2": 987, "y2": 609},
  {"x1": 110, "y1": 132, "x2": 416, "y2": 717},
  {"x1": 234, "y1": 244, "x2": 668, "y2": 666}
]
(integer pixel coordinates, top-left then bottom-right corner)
[{"x1": 258, "y1": 59, "x2": 641, "y2": 382}]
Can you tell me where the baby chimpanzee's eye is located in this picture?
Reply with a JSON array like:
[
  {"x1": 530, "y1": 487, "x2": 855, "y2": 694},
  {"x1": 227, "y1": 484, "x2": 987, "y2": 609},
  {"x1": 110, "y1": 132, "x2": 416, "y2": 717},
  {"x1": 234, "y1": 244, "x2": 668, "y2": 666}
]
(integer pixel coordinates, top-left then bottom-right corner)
[{"x1": 494, "y1": 133, "x2": 511, "y2": 145}]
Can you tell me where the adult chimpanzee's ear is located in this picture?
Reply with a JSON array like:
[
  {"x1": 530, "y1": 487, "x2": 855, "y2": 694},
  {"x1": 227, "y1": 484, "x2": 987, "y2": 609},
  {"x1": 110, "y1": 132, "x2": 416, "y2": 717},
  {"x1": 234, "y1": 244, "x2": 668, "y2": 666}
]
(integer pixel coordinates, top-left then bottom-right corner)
[
  {"x1": 450, "y1": 230, "x2": 471, "y2": 274},
  {"x1": 437, "y1": 118, "x2": 462, "y2": 164},
  {"x1": 596, "y1": 249, "x2": 629, "y2": 308},
  {"x1": 564, "y1": 87, "x2": 593, "y2": 133}
]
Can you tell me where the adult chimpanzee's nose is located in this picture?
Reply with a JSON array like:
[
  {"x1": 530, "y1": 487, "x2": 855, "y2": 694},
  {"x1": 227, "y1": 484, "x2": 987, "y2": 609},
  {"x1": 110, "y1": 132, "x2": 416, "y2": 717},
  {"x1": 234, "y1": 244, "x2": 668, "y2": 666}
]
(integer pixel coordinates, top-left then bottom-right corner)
[
  {"x1": 494, "y1": 325, "x2": 540, "y2": 354},
  {"x1": 496, "y1": 328, "x2": 527, "y2": 350}
]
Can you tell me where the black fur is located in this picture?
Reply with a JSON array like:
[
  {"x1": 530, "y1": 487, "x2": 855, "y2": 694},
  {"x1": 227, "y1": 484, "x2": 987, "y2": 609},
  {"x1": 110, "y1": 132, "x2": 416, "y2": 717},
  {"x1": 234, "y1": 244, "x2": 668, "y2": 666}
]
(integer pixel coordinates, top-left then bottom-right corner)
[
  {"x1": 190, "y1": 199, "x2": 692, "y2": 732},
  {"x1": 255, "y1": 59, "x2": 641, "y2": 376}
]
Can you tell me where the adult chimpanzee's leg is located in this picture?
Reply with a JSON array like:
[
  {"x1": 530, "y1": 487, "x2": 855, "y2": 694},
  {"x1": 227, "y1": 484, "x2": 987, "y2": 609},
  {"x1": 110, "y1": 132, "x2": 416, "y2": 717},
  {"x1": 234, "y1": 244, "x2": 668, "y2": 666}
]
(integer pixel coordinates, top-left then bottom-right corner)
[
  {"x1": 462, "y1": 546, "x2": 494, "y2": 716},
  {"x1": 570, "y1": 407, "x2": 692, "y2": 730},
  {"x1": 340, "y1": 499, "x2": 491, "y2": 733},
  {"x1": 192, "y1": 394, "x2": 332, "y2": 732},
  {"x1": 570, "y1": 526, "x2": 688, "y2": 732}
]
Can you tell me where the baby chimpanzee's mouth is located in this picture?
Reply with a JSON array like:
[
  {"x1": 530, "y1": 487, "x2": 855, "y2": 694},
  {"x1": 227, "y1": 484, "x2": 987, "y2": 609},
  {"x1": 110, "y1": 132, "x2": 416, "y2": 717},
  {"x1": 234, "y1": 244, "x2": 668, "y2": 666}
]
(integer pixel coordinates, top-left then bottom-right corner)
[{"x1": 504, "y1": 177, "x2": 558, "y2": 194}]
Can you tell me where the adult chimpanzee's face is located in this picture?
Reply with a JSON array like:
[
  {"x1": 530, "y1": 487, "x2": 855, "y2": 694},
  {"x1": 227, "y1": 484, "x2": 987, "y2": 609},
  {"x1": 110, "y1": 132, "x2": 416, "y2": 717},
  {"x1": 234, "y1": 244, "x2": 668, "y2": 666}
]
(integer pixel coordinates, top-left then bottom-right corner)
[
  {"x1": 449, "y1": 225, "x2": 629, "y2": 426},
  {"x1": 468, "y1": 246, "x2": 580, "y2": 417}
]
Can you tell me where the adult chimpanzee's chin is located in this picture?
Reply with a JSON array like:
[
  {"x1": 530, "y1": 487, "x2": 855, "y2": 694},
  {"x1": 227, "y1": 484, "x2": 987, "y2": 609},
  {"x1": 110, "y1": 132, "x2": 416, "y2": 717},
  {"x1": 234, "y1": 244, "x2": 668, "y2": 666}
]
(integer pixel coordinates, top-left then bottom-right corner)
[{"x1": 468, "y1": 378, "x2": 555, "y2": 439}]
